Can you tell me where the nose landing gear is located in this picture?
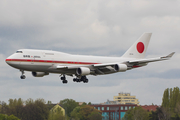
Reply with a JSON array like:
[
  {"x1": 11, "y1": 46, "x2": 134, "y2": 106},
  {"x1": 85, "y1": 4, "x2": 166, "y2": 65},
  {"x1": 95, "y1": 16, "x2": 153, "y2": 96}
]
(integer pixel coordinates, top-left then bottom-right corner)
[{"x1": 20, "y1": 70, "x2": 26, "y2": 79}]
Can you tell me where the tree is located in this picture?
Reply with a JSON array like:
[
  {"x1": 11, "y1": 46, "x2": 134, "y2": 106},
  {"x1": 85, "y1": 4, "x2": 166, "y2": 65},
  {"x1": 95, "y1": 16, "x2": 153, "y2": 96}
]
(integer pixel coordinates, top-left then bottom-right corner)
[
  {"x1": 0, "y1": 114, "x2": 20, "y2": 120},
  {"x1": 71, "y1": 106, "x2": 81, "y2": 120},
  {"x1": 60, "y1": 99, "x2": 79, "y2": 117},
  {"x1": 88, "y1": 102, "x2": 91, "y2": 105},
  {"x1": 162, "y1": 88, "x2": 170, "y2": 108},
  {"x1": 149, "y1": 110, "x2": 159, "y2": 120},
  {"x1": 162, "y1": 87, "x2": 180, "y2": 113},
  {"x1": 6, "y1": 98, "x2": 24, "y2": 119},
  {"x1": 0, "y1": 101, "x2": 8, "y2": 114},
  {"x1": 123, "y1": 106, "x2": 149, "y2": 120},
  {"x1": 71, "y1": 105, "x2": 102, "y2": 120},
  {"x1": 81, "y1": 102, "x2": 87, "y2": 106},
  {"x1": 88, "y1": 111, "x2": 102, "y2": 120},
  {"x1": 22, "y1": 98, "x2": 49, "y2": 120},
  {"x1": 156, "y1": 107, "x2": 171, "y2": 120},
  {"x1": 47, "y1": 100, "x2": 55, "y2": 111}
]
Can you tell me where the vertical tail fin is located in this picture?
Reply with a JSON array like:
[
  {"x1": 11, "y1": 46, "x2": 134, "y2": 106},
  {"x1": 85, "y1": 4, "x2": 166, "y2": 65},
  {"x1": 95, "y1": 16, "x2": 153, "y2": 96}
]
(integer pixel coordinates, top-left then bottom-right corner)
[{"x1": 122, "y1": 33, "x2": 152, "y2": 59}]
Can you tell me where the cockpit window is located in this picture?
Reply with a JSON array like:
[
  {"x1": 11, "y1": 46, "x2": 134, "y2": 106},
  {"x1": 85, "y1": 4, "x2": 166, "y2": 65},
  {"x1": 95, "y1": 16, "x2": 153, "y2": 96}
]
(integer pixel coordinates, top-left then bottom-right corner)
[{"x1": 16, "y1": 51, "x2": 23, "y2": 53}]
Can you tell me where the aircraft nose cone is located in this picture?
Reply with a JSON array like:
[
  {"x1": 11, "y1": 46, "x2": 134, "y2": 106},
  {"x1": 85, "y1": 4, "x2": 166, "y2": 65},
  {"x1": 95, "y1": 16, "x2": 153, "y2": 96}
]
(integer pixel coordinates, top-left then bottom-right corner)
[
  {"x1": 5, "y1": 58, "x2": 10, "y2": 64},
  {"x1": 5, "y1": 55, "x2": 13, "y2": 65}
]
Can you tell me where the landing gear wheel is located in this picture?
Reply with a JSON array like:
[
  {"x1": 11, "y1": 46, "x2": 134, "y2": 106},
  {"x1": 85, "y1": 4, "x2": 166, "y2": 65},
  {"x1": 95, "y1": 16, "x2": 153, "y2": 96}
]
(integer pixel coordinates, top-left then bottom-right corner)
[
  {"x1": 20, "y1": 75, "x2": 26, "y2": 79},
  {"x1": 83, "y1": 79, "x2": 88, "y2": 83},
  {"x1": 61, "y1": 76, "x2": 65, "y2": 80},
  {"x1": 60, "y1": 75, "x2": 68, "y2": 84},
  {"x1": 62, "y1": 80, "x2": 68, "y2": 84},
  {"x1": 81, "y1": 76, "x2": 88, "y2": 83},
  {"x1": 20, "y1": 70, "x2": 26, "y2": 79},
  {"x1": 73, "y1": 78, "x2": 77, "y2": 82}
]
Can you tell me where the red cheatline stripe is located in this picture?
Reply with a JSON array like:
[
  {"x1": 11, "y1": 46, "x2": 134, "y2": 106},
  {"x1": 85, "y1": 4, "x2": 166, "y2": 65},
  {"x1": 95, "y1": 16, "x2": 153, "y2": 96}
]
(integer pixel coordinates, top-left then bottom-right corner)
[
  {"x1": 5, "y1": 59, "x2": 100, "y2": 65},
  {"x1": 132, "y1": 65, "x2": 141, "y2": 68}
]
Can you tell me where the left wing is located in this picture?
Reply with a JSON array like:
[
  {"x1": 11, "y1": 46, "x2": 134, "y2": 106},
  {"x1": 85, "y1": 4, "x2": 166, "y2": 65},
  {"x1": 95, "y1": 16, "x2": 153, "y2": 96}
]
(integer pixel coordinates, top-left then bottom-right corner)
[
  {"x1": 128, "y1": 52, "x2": 175, "y2": 65},
  {"x1": 54, "y1": 52, "x2": 175, "y2": 75}
]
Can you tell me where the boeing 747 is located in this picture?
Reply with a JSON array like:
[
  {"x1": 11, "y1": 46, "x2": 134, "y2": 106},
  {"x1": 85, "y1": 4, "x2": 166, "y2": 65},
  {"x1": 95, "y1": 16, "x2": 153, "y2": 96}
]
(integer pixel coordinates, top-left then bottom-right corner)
[{"x1": 6, "y1": 33, "x2": 175, "y2": 84}]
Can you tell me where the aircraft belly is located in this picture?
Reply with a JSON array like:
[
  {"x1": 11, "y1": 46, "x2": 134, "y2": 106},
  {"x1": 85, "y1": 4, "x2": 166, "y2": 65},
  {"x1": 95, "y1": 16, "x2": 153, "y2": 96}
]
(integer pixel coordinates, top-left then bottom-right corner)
[
  {"x1": 13, "y1": 62, "x2": 76, "y2": 74},
  {"x1": 7, "y1": 61, "x2": 21, "y2": 69}
]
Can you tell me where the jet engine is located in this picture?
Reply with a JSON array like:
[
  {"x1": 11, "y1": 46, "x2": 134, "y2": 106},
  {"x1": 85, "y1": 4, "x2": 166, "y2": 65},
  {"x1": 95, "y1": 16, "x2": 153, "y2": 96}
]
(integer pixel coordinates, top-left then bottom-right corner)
[
  {"x1": 32, "y1": 72, "x2": 49, "y2": 77},
  {"x1": 114, "y1": 64, "x2": 127, "y2": 72},
  {"x1": 76, "y1": 67, "x2": 90, "y2": 76}
]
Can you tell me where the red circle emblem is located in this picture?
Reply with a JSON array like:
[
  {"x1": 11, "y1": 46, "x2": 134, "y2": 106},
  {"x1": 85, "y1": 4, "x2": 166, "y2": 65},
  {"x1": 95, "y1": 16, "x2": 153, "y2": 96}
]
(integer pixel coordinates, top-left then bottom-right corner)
[{"x1": 137, "y1": 42, "x2": 144, "y2": 53}]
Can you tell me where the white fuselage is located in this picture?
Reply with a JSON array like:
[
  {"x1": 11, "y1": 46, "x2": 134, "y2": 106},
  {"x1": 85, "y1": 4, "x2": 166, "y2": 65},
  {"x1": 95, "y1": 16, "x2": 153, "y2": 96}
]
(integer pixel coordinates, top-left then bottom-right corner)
[{"x1": 6, "y1": 49, "x2": 134, "y2": 75}]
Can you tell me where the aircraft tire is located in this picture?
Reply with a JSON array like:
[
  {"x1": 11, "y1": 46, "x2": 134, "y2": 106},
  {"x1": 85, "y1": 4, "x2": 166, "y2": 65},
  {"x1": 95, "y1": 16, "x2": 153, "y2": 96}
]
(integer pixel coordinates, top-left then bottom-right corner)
[
  {"x1": 61, "y1": 77, "x2": 65, "y2": 80},
  {"x1": 20, "y1": 75, "x2": 26, "y2": 79},
  {"x1": 83, "y1": 79, "x2": 88, "y2": 83},
  {"x1": 62, "y1": 80, "x2": 68, "y2": 84},
  {"x1": 73, "y1": 78, "x2": 77, "y2": 82}
]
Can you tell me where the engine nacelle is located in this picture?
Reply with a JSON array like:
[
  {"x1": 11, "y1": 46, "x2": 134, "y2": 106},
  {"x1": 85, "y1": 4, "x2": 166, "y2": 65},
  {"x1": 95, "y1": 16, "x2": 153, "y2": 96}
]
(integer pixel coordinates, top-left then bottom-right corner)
[
  {"x1": 114, "y1": 64, "x2": 127, "y2": 72},
  {"x1": 76, "y1": 67, "x2": 90, "y2": 76},
  {"x1": 32, "y1": 72, "x2": 49, "y2": 77}
]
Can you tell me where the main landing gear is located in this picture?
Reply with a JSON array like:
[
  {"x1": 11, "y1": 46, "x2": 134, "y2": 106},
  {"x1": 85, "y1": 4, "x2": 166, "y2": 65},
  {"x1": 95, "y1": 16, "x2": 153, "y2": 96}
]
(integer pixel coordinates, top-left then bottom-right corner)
[
  {"x1": 60, "y1": 75, "x2": 68, "y2": 84},
  {"x1": 60, "y1": 75, "x2": 89, "y2": 84},
  {"x1": 73, "y1": 76, "x2": 88, "y2": 83},
  {"x1": 20, "y1": 70, "x2": 26, "y2": 79}
]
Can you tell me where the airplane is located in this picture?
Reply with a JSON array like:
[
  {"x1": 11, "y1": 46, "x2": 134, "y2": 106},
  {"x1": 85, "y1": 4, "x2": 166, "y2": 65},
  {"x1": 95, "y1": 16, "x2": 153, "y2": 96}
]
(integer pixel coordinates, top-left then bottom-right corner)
[{"x1": 5, "y1": 33, "x2": 175, "y2": 84}]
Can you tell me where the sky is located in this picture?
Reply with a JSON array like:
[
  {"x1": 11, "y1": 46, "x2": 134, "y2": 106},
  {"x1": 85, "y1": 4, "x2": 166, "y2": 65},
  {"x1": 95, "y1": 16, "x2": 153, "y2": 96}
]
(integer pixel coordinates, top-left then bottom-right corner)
[{"x1": 0, "y1": 0, "x2": 180, "y2": 105}]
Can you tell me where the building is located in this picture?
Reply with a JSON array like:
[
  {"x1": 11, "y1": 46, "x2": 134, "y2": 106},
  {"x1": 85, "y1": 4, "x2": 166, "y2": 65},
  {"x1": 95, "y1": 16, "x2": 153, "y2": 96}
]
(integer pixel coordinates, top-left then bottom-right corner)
[
  {"x1": 50, "y1": 104, "x2": 65, "y2": 116},
  {"x1": 141, "y1": 105, "x2": 159, "y2": 111},
  {"x1": 113, "y1": 92, "x2": 139, "y2": 105},
  {"x1": 91, "y1": 103, "x2": 137, "y2": 120}
]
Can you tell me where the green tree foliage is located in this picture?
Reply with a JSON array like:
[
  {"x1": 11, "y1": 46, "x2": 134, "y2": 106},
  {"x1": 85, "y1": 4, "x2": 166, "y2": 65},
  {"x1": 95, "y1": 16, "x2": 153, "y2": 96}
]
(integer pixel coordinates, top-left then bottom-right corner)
[
  {"x1": 149, "y1": 110, "x2": 159, "y2": 120},
  {"x1": 162, "y1": 88, "x2": 170, "y2": 108},
  {"x1": 1, "y1": 98, "x2": 49, "y2": 120},
  {"x1": 123, "y1": 106, "x2": 149, "y2": 120},
  {"x1": 0, "y1": 101, "x2": 8, "y2": 114},
  {"x1": 88, "y1": 111, "x2": 102, "y2": 120},
  {"x1": 23, "y1": 98, "x2": 49, "y2": 120},
  {"x1": 81, "y1": 102, "x2": 87, "y2": 106},
  {"x1": 47, "y1": 101, "x2": 55, "y2": 111},
  {"x1": 161, "y1": 87, "x2": 180, "y2": 119},
  {"x1": 7, "y1": 98, "x2": 24, "y2": 119},
  {"x1": 60, "y1": 98, "x2": 79, "y2": 117},
  {"x1": 88, "y1": 102, "x2": 91, "y2": 105},
  {"x1": 156, "y1": 107, "x2": 171, "y2": 120},
  {"x1": 71, "y1": 105, "x2": 102, "y2": 120},
  {"x1": 162, "y1": 87, "x2": 180, "y2": 112},
  {"x1": 0, "y1": 114, "x2": 20, "y2": 120},
  {"x1": 70, "y1": 106, "x2": 81, "y2": 120}
]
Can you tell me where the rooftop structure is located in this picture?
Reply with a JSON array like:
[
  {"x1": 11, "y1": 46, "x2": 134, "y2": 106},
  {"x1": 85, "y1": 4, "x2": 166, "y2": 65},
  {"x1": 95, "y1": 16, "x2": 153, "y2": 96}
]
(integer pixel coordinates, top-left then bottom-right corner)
[
  {"x1": 113, "y1": 92, "x2": 139, "y2": 105},
  {"x1": 141, "y1": 105, "x2": 159, "y2": 111}
]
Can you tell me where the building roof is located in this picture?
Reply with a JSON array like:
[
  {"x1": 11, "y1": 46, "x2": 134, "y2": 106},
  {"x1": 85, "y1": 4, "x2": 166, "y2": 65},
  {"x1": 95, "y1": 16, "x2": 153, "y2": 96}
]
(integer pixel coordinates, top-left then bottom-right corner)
[{"x1": 141, "y1": 105, "x2": 159, "y2": 111}]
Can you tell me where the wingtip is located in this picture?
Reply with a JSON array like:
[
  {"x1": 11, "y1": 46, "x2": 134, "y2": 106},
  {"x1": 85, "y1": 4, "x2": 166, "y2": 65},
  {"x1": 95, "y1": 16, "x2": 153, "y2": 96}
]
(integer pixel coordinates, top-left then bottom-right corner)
[
  {"x1": 168, "y1": 52, "x2": 175, "y2": 58},
  {"x1": 161, "y1": 52, "x2": 175, "y2": 59}
]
